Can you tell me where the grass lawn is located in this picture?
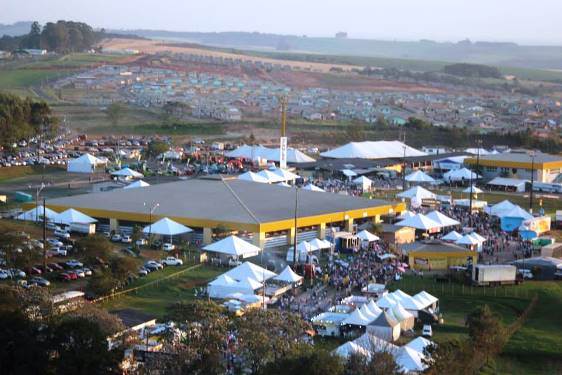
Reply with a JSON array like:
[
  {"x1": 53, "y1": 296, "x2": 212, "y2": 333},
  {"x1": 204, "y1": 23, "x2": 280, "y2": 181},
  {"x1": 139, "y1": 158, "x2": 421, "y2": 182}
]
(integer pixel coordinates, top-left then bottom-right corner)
[
  {"x1": 388, "y1": 275, "x2": 562, "y2": 374},
  {"x1": 0, "y1": 165, "x2": 66, "y2": 183},
  {"x1": 0, "y1": 69, "x2": 72, "y2": 88},
  {"x1": 101, "y1": 264, "x2": 223, "y2": 318}
]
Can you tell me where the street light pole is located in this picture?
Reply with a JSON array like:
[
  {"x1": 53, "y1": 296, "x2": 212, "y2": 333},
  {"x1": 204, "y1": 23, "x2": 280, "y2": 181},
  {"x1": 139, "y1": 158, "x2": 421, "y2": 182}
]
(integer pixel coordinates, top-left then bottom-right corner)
[
  {"x1": 293, "y1": 187, "x2": 298, "y2": 267},
  {"x1": 529, "y1": 152, "x2": 535, "y2": 213},
  {"x1": 144, "y1": 202, "x2": 159, "y2": 245}
]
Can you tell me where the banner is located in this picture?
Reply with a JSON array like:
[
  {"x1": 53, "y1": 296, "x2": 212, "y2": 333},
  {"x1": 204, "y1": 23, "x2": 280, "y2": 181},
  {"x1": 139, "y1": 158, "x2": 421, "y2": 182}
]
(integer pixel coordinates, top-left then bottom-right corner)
[{"x1": 279, "y1": 137, "x2": 288, "y2": 169}]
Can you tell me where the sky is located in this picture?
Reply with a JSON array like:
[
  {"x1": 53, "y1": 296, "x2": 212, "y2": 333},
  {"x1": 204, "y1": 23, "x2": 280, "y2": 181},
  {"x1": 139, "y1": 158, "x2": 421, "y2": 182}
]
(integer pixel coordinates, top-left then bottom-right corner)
[{"x1": 2, "y1": 0, "x2": 562, "y2": 45}]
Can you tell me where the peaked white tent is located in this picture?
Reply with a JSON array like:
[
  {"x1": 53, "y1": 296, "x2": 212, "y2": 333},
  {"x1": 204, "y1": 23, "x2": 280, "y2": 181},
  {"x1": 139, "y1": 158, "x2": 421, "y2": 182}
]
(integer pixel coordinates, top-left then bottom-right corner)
[
  {"x1": 238, "y1": 171, "x2": 269, "y2": 183},
  {"x1": 271, "y1": 168, "x2": 299, "y2": 181},
  {"x1": 413, "y1": 291, "x2": 439, "y2": 309},
  {"x1": 398, "y1": 210, "x2": 416, "y2": 219},
  {"x1": 442, "y1": 231, "x2": 463, "y2": 242},
  {"x1": 302, "y1": 183, "x2": 325, "y2": 192},
  {"x1": 308, "y1": 238, "x2": 331, "y2": 250},
  {"x1": 485, "y1": 200, "x2": 517, "y2": 217},
  {"x1": 360, "y1": 304, "x2": 379, "y2": 320},
  {"x1": 353, "y1": 175, "x2": 373, "y2": 191},
  {"x1": 377, "y1": 294, "x2": 398, "y2": 309},
  {"x1": 257, "y1": 169, "x2": 286, "y2": 183},
  {"x1": 320, "y1": 141, "x2": 426, "y2": 159},
  {"x1": 392, "y1": 303, "x2": 415, "y2": 330},
  {"x1": 67, "y1": 153, "x2": 105, "y2": 173},
  {"x1": 443, "y1": 168, "x2": 480, "y2": 183},
  {"x1": 367, "y1": 311, "x2": 401, "y2": 342},
  {"x1": 343, "y1": 308, "x2": 373, "y2": 326},
  {"x1": 394, "y1": 346, "x2": 427, "y2": 373},
  {"x1": 226, "y1": 145, "x2": 315, "y2": 163},
  {"x1": 397, "y1": 186, "x2": 436, "y2": 201},
  {"x1": 203, "y1": 235, "x2": 261, "y2": 258},
  {"x1": 111, "y1": 167, "x2": 144, "y2": 179},
  {"x1": 273, "y1": 266, "x2": 303, "y2": 284},
  {"x1": 356, "y1": 230, "x2": 380, "y2": 242},
  {"x1": 123, "y1": 180, "x2": 150, "y2": 189},
  {"x1": 425, "y1": 211, "x2": 460, "y2": 227},
  {"x1": 207, "y1": 274, "x2": 239, "y2": 298},
  {"x1": 224, "y1": 262, "x2": 277, "y2": 283},
  {"x1": 469, "y1": 232, "x2": 487, "y2": 243},
  {"x1": 334, "y1": 341, "x2": 371, "y2": 359},
  {"x1": 405, "y1": 337, "x2": 434, "y2": 355},
  {"x1": 499, "y1": 205, "x2": 533, "y2": 220},
  {"x1": 366, "y1": 300, "x2": 383, "y2": 316},
  {"x1": 143, "y1": 217, "x2": 193, "y2": 236},
  {"x1": 17, "y1": 206, "x2": 58, "y2": 222},
  {"x1": 405, "y1": 170, "x2": 435, "y2": 183},
  {"x1": 276, "y1": 181, "x2": 291, "y2": 187},
  {"x1": 395, "y1": 214, "x2": 442, "y2": 231},
  {"x1": 456, "y1": 234, "x2": 479, "y2": 246},
  {"x1": 53, "y1": 208, "x2": 97, "y2": 225},
  {"x1": 463, "y1": 185, "x2": 483, "y2": 194}
]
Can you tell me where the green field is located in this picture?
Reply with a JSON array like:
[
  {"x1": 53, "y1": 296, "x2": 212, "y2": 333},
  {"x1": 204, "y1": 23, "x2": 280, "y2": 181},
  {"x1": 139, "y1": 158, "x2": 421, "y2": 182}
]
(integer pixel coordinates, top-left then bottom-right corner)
[
  {"x1": 0, "y1": 165, "x2": 66, "y2": 183},
  {"x1": 388, "y1": 276, "x2": 562, "y2": 374}
]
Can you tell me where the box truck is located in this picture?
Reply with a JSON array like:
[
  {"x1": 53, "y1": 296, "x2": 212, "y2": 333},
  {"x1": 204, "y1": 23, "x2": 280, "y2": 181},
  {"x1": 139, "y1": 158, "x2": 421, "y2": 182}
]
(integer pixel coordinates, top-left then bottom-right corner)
[{"x1": 472, "y1": 265, "x2": 517, "y2": 286}]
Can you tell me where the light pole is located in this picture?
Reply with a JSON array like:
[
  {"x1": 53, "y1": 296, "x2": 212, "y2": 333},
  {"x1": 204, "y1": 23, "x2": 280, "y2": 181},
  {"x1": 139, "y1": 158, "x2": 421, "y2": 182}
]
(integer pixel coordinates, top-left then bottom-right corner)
[
  {"x1": 402, "y1": 144, "x2": 407, "y2": 191},
  {"x1": 35, "y1": 182, "x2": 45, "y2": 223},
  {"x1": 469, "y1": 139, "x2": 482, "y2": 225},
  {"x1": 529, "y1": 151, "x2": 536, "y2": 213},
  {"x1": 292, "y1": 187, "x2": 298, "y2": 267},
  {"x1": 144, "y1": 202, "x2": 160, "y2": 245}
]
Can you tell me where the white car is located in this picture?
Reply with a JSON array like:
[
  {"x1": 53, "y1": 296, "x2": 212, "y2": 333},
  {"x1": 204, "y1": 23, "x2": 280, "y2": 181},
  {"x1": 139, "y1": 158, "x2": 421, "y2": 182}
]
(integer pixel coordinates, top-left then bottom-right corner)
[
  {"x1": 0, "y1": 270, "x2": 9, "y2": 280},
  {"x1": 518, "y1": 269, "x2": 533, "y2": 280},
  {"x1": 66, "y1": 259, "x2": 83, "y2": 268},
  {"x1": 162, "y1": 243, "x2": 176, "y2": 251},
  {"x1": 135, "y1": 238, "x2": 148, "y2": 246},
  {"x1": 422, "y1": 324, "x2": 433, "y2": 337},
  {"x1": 111, "y1": 234, "x2": 122, "y2": 242},
  {"x1": 161, "y1": 257, "x2": 183, "y2": 266},
  {"x1": 50, "y1": 248, "x2": 68, "y2": 257},
  {"x1": 54, "y1": 229, "x2": 70, "y2": 239},
  {"x1": 47, "y1": 238, "x2": 63, "y2": 247},
  {"x1": 121, "y1": 235, "x2": 132, "y2": 243}
]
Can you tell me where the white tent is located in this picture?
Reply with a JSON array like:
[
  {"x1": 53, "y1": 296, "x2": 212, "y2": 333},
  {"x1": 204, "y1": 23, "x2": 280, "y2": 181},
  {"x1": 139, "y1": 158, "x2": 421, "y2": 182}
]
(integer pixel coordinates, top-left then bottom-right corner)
[
  {"x1": 257, "y1": 169, "x2": 286, "y2": 183},
  {"x1": 226, "y1": 145, "x2": 315, "y2": 163},
  {"x1": 395, "y1": 214, "x2": 442, "y2": 231},
  {"x1": 359, "y1": 304, "x2": 379, "y2": 321},
  {"x1": 302, "y1": 183, "x2": 325, "y2": 192},
  {"x1": 276, "y1": 181, "x2": 291, "y2": 187},
  {"x1": 67, "y1": 153, "x2": 105, "y2": 173},
  {"x1": 356, "y1": 230, "x2": 380, "y2": 242},
  {"x1": 498, "y1": 205, "x2": 533, "y2": 220},
  {"x1": 273, "y1": 266, "x2": 303, "y2": 284},
  {"x1": 398, "y1": 210, "x2": 416, "y2": 220},
  {"x1": 405, "y1": 336, "x2": 434, "y2": 355},
  {"x1": 203, "y1": 235, "x2": 261, "y2": 258},
  {"x1": 321, "y1": 141, "x2": 426, "y2": 159},
  {"x1": 353, "y1": 175, "x2": 373, "y2": 191},
  {"x1": 17, "y1": 206, "x2": 58, "y2": 222},
  {"x1": 366, "y1": 300, "x2": 383, "y2": 316},
  {"x1": 334, "y1": 341, "x2": 371, "y2": 359},
  {"x1": 485, "y1": 200, "x2": 517, "y2": 217},
  {"x1": 143, "y1": 217, "x2": 193, "y2": 236},
  {"x1": 343, "y1": 308, "x2": 373, "y2": 326},
  {"x1": 463, "y1": 185, "x2": 483, "y2": 194},
  {"x1": 54, "y1": 208, "x2": 97, "y2": 225},
  {"x1": 123, "y1": 180, "x2": 150, "y2": 189},
  {"x1": 397, "y1": 186, "x2": 436, "y2": 201},
  {"x1": 413, "y1": 291, "x2": 438, "y2": 309},
  {"x1": 442, "y1": 231, "x2": 463, "y2": 242},
  {"x1": 392, "y1": 303, "x2": 415, "y2": 331},
  {"x1": 443, "y1": 168, "x2": 480, "y2": 183},
  {"x1": 367, "y1": 311, "x2": 401, "y2": 342},
  {"x1": 353, "y1": 333, "x2": 398, "y2": 355},
  {"x1": 425, "y1": 211, "x2": 460, "y2": 227},
  {"x1": 224, "y1": 262, "x2": 277, "y2": 283},
  {"x1": 405, "y1": 170, "x2": 435, "y2": 183},
  {"x1": 377, "y1": 294, "x2": 398, "y2": 309},
  {"x1": 271, "y1": 168, "x2": 299, "y2": 181},
  {"x1": 456, "y1": 234, "x2": 479, "y2": 246},
  {"x1": 207, "y1": 274, "x2": 240, "y2": 299},
  {"x1": 341, "y1": 169, "x2": 358, "y2": 178},
  {"x1": 111, "y1": 167, "x2": 144, "y2": 179},
  {"x1": 238, "y1": 171, "x2": 270, "y2": 183},
  {"x1": 394, "y1": 346, "x2": 427, "y2": 373},
  {"x1": 469, "y1": 232, "x2": 487, "y2": 243},
  {"x1": 308, "y1": 238, "x2": 331, "y2": 250}
]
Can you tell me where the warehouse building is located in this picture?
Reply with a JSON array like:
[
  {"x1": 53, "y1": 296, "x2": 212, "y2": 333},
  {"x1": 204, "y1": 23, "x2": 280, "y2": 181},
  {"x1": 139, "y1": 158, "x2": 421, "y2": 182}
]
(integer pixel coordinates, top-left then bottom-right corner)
[
  {"x1": 465, "y1": 152, "x2": 562, "y2": 183},
  {"x1": 44, "y1": 176, "x2": 404, "y2": 248}
]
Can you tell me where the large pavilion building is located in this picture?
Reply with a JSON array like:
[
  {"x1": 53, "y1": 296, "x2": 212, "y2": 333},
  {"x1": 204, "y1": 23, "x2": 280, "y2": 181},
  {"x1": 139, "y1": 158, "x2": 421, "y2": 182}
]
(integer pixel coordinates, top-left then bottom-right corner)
[{"x1": 42, "y1": 176, "x2": 404, "y2": 248}]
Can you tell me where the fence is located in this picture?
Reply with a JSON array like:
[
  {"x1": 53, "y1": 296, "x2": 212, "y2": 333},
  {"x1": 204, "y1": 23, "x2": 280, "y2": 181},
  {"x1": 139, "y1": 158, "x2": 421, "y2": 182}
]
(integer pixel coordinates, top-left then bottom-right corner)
[{"x1": 93, "y1": 263, "x2": 203, "y2": 305}]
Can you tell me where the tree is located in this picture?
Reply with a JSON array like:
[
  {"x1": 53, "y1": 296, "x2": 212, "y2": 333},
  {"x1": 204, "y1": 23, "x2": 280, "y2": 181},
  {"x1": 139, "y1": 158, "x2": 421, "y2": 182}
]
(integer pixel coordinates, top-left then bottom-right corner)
[
  {"x1": 64, "y1": 304, "x2": 125, "y2": 337},
  {"x1": 423, "y1": 341, "x2": 474, "y2": 375},
  {"x1": 50, "y1": 317, "x2": 122, "y2": 374},
  {"x1": 86, "y1": 271, "x2": 119, "y2": 297},
  {"x1": 466, "y1": 305, "x2": 506, "y2": 361},
  {"x1": 261, "y1": 346, "x2": 344, "y2": 375},
  {"x1": 106, "y1": 102, "x2": 124, "y2": 127},
  {"x1": 344, "y1": 122, "x2": 366, "y2": 142},
  {"x1": 145, "y1": 140, "x2": 170, "y2": 158},
  {"x1": 109, "y1": 256, "x2": 138, "y2": 283},
  {"x1": 75, "y1": 235, "x2": 113, "y2": 264}
]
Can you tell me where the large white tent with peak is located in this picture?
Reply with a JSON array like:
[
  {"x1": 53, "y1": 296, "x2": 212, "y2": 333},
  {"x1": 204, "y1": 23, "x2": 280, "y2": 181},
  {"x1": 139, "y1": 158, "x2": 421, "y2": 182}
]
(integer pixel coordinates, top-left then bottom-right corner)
[
  {"x1": 444, "y1": 168, "x2": 480, "y2": 183},
  {"x1": 17, "y1": 205, "x2": 58, "y2": 222},
  {"x1": 273, "y1": 266, "x2": 303, "y2": 284},
  {"x1": 238, "y1": 171, "x2": 270, "y2": 183},
  {"x1": 53, "y1": 208, "x2": 97, "y2": 225},
  {"x1": 203, "y1": 235, "x2": 261, "y2": 258},
  {"x1": 396, "y1": 186, "x2": 436, "y2": 201},
  {"x1": 395, "y1": 213, "x2": 442, "y2": 231},
  {"x1": 356, "y1": 230, "x2": 380, "y2": 242},
  {"x1": 111, "y1": 167, "x2": 143, "y2": 179},
  {"x1": 67, "y1": 153, "x2": 106, "y2": 173},
  {"x1": 405, "y1": 170, "x2": 435, "y2": 183},
  {"x1": 425, "y1": 211, "x2": 460, "y2": 227},
  {"x1": 223, "y1": 262, "x2": 277, "y2": 283},
  {"x1": 485, "y1": 200, "x2": 517, "y2": 217},
  {"x1": 226, "y1": 145, "x2": 315, "y2": 163},
  {"x1": 302, "y1": 183, "x2": 325, "y2": 192},
  {"x1": 320, "y1": 141, "x2": 426, "y2": 159},
  {"x1": 142, "y1": 217, "x2": 193, "y2": 236},
  {"x1": 123, "y1": 180, "x2": 150, "y2": 189}
]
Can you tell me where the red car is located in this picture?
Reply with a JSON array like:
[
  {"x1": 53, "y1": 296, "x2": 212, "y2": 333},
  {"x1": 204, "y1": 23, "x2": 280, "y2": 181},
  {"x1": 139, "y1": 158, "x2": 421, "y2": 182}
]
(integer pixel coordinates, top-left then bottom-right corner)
[
  {"x1": 66, "y1": 271, "x2": 79, "y2": 280},
  {"x1": 26, "y1": 267, "x2": 42, "y2": 275},
  {"x1": 59, "y1": 272, "x2": 72, "y2": 281}
]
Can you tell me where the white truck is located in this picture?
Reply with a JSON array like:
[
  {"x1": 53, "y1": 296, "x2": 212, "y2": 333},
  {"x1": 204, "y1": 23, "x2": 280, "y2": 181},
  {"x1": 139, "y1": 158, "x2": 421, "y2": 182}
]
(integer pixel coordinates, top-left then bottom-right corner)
[
  {"x1": 69, "y1": 222, "x2": 96, "y2": 235},
  {"x1": 472, "y1": 265, "x2": 517, "y2": 286}
]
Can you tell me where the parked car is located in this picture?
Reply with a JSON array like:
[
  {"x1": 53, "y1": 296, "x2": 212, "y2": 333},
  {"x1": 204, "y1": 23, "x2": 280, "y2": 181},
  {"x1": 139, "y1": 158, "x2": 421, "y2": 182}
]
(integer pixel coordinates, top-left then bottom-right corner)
[
  {"x1": 74, "y1": 269, "x2": 86, "y2": 278},
  {"x1": 518, "y1": 269, "x2": 534, "y2": 280},
  {"x1": 66, "y1": 271, "x2": 79, "y2": 280},
  {"x1": 135, "y1": 238, "x2": 148, "y2": 246},
  {"x1": 26, "y1": 266, "x2": 42, "y2": 275},
  {"x1": 82, "y1": 267, "x2": 93, "y2": 276},
  {"x1": 7, "y1": 269, "x2": 26, "y2": 278},
  {"x1": 161, "y1": 257, "x2": 183, "y2": 266},
  {"x1": 50, "y1": 248, "x2": 68, "y2": 257},
  {"x1": 150, "y1": 240, "x2": 163, "y2": 249},
  {"x1": 103, "y1": 231, "x2": 111, "y2": 238},
  {"x1": 144, "y1": 261, "x2": 163, "y2": 271},
  {"x1": 65, "y1": 259, "x2": 83, "y2": 268},
  {"x1": 121, "y1": 235, "x2": 132, "y2": 243},
  {"x1": 111, "y1": 234, "x2": 122, "y2": 242},
  {"x1": 0, "y1": 270, "x2": 9, "y2": 280},
  {"x1": 162, "y1": 243, "x2": 175, "y2": 251},
  {"x1": 422, "y1": 324, "x2": 433, "y2": 337},
  {"x1": 29, "y1": 276, "x2": 50, "y2": 287},
  {"x1": 54, "y1": 229, "x2": 70, "y2": 239},
  {"x1": 138, "y1": 267, "x2": 149, "y2": 277},
  {"x1": 37, "y1": 265, "x2": 54, "y2": 273},
  {"x1": 58, "y1": 272, "x2": 72, "y2": 281},
  {"x1": 46, "y1": 222, "x2": 60, "y2": 231},
  {"x1": 47, "y1": 238, "x2": 63, "y2": 247},
  {"x1": 48, "y1": 263, "x2": 64, "y2": 271}
]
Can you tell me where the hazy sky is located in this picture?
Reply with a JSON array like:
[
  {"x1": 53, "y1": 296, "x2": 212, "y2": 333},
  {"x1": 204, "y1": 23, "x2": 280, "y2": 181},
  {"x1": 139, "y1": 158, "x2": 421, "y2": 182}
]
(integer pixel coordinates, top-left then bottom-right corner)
[{"x1": 2, "y1": 0, "x2": 561, "y2": 45}]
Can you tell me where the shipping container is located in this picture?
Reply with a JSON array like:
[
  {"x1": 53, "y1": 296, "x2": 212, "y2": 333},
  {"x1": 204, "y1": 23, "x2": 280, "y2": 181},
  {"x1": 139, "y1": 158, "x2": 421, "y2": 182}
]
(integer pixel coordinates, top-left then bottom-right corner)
[{"x1": 472, "y1": 265, "x2": 517, "y2": 286}]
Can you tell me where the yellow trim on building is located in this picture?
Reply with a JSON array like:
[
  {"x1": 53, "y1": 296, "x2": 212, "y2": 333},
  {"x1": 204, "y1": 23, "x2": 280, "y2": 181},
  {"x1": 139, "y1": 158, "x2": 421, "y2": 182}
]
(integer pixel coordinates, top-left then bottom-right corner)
[{"x1": 465, "y1": 157, "x2": 562, "y2": 170}]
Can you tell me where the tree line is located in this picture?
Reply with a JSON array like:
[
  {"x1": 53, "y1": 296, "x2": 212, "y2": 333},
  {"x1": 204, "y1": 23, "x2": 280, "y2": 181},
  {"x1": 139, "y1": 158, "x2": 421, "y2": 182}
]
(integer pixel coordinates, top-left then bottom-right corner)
[{"x1": 0, "y1": 93, "x2": 58, "y2": 148}]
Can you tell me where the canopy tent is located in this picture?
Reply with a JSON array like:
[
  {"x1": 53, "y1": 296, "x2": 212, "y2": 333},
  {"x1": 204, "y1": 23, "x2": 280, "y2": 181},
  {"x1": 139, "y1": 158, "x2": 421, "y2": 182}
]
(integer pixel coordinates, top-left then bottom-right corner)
[
  {"x1": 485, "y1": 200, "x2": 517, "y2": 217},
  {"x1": 302, "y1": 183, "x2": 325, "y2": 192},
  {"x1": 334, "y1": 341, "x2": 371, "y2": 359},
  {"x1": 468, "y1": 232, "x2": 487, "y2": 243},
  {"x1": 405, "y1": 170, "x2": 435, "y2": 183},
  {"x1": 359, "y1": 304, "x2": 379, "y2": 321},
  {"x1": 123, "y1": 180, "x2": 150, "y2": 189},
  {"x1": 308, "y1": 238, "x2": 332, "y2": 250},
  {"x1": 207, "y1": 274, "x2": 240, "y2": 299},
  {"x1": 257, "y1": 169, "x2": 286, "y2": 183},
  {"x1": 405, "y1": 337, "x2": 434, "y2": 355},
  {"x1": 377, "y1": 294, "x2": 398, "y2": 309},
  {"x1": 143, "y1": 217, "x2": 193, "y2": 236},
  {"x1": 443, "y1": 168, "x2": 480, "y2": 183},
  {"x1": 392, "y1": 303, "x2": 415, "y2": 331},
  {"x1": 320, "y1": 141, "x2": 426, "y2": 159},
  {"x1": 276, "y1": 181, "x2": 291, "y2": 187},
  {"x1": 394, "y1": 346, "x2": 427, "y2": 373},
  {"x1": 456, "y1": 234, "x2": 479, "y2": 246},
  {"x1": 498, "y1": 205, "x2": 533, "y2": 220},
  {"x1": 353, "y1": 333, "x2": 399, "y2": 355},
  {"x1": 17, "y1": 205, "x2": 58, "y2": 222},
  {"x1": 296, "y1": 240, "x2": 314, "y2": 253},
  {"x1": 67, "y1": 153, "x2": 105, "y2": 173},
  {"x1": 53, "y1": 208, "x2": 97, "y2": 225},
  {"x1": 442, "y1": 230, "x2": 463, "y2": 242},
  {"x1": 356, "y1": 230, "x2": 380, "y2": 242},
  {"x1": 224, "y1": 261, "x2": 277, "y2": 283},
  {"x1": 203, "y1": 235, "x2": 261, "y2": 258},
  {"x1": 342, "y1": 308, "x2": 373, "y2": 326},
  {"x1": 111, "y1": 167, "x2": 143, "y2": 179},
  {"x1": 398, "y1": 210, "x2": 416, "y2": 220},
  {"x1": 273, "y1": 266, "x2": 303, "y2": 284},
  {"x1": 395, "y1": 213, "x2": 442, "y2": 231},
  {"x1": 353, "y1": 175, "x2": 373, "y2": 191},
  {"x1": 225, "y1": 144, "x2": 315, "y2": 163},
  {"x1": 367, "y1": 311, "x2": 401, "y2": 342},
  {"x1": 341, "y1": 169, "x2": 358, "y2": 178},
  {"x1": 462, "y1": 185, "x2": 483, "y2": 194},
  {"x1": 271, "y1": 168, "x2": 299, "y2": 181},
  {"x1": 366, "y1": 300, "x2": 383, "y2": 316},
  {"x1": 397, "y1": 186, "x2": 436, "y2": 201},
  {"x1": 413, "y1": 291, "x2": 439, "y2": 308},
  {"x1": 238, "y1": 171, "x2": 269, "y2": 183},
  {"x1": 425, "y1": 211, "x2": 460, "y2": 227}
]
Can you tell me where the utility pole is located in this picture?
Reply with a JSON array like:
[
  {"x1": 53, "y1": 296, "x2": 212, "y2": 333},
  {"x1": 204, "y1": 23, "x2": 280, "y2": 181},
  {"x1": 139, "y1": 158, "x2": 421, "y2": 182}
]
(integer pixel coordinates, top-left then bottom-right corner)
[
  {"x1": 529, "y1": 151, "x2": 535, "y2": 213},
  {"x1": 468, "y1": 139, "x2": 481, "y2": 225},
  {"x1": 293, "y1": 187, "x2": 298, "y2": 267},
  {"x1": 402, "y1": 132, "x2": 407, "y2": 191},
  {"x1": 43, "y1": 198, "x2": 47, "y2": 269}
]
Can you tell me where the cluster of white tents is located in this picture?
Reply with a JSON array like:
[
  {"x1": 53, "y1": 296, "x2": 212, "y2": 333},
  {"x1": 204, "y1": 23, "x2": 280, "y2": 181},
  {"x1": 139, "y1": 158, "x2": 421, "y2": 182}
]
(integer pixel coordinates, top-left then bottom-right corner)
[
  {"x1": 395, "y1": 211, "x2": 460, "y2": 231},
  {"x1": 443, "y1": 168, "x2": 480, "y2": 183},
  {"x1": 226, "y1": 145, "x2": 315, "y2": 163},
  {"x1": 238, "y1": 168, "x2": 300, "y2": 184},
  {"x1": 203, "y1": 235, "x2": 261, "y2": 259},
  {"x1": 286, "y1": 238, "x2": 332, "y2": 262},
  {"x1": 66, "y1": 153, "x2": 107, "y2": 173},
  {"x1": 17, "y1": 206, "x2": 97, "y2": 226}
]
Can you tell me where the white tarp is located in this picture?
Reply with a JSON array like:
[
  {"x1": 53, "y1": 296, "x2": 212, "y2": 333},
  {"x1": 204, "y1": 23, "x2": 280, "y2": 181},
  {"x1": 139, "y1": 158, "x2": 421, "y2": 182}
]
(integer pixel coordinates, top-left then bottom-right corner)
[
  {"x1": 321, "y1": 141, "x2": 426, "y2": 159},
  {"x1": 203, "y1": 235, "x2": 261, "y2": 258},
  {"x1": 143, "y1": 217, "x2": 193, "y2": 236},
  {"x1": 53, "y1": 208, "x2": 97, "y2": 225}
]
